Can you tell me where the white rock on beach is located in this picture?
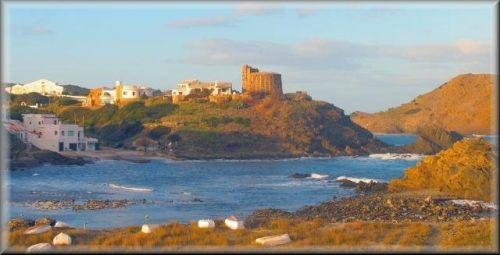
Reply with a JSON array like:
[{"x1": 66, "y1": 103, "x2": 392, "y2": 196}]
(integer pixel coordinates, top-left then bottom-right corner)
[
  {"x1": 52, "y1": 232, "x2": 72, "y2": 246},
  {"x1": 26, "y1": 243, "x2": 52, "y2": 253},
  {"x1": 224, "y1": 216, "x2": 245, "y2": 230},
  {"x1": 24, "y1": 225, "x2": 52, "y2": 235},
  {"x1": 198, "y1": 219, "x2": 215, "y2": 228},
  {"x1": 54, "y1": 221, "x2": 74, "y2": 228},
  {"x1": 255, "y1": 233, "x2": 291, "y2": 246},
  {"x1": 141, "y1": 224, "x2": 160, "y2": 234}
]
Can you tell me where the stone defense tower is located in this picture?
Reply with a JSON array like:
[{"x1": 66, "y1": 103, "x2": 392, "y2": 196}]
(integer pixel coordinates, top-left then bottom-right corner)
[{"x1": 242, "y1": 64, "x2": 283, "y2": 95}]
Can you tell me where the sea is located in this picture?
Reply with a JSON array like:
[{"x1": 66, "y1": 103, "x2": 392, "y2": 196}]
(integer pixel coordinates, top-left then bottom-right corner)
[{"x1": 7, "y1": 134, "x2": 497, "y2": 229}]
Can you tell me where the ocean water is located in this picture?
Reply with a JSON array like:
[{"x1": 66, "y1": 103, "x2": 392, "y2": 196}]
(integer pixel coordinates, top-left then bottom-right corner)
[{"x1": 6, "y1": 134, "x2": 425, "y2": 228}]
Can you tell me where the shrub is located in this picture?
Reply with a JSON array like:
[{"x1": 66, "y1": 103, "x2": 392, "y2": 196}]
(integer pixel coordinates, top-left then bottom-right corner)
[{"x1": 148, "y1": 126, "x2": 171, "y2": 140}]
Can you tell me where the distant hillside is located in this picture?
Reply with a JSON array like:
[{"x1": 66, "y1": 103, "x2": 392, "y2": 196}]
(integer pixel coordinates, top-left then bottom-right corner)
[
  {"x1": 351, "y1": 74, "x2": 495, "y2": 135},
  {"x1": 389, "y1": 138, "x2": 495, "y2": 201},
  {"x1": 62, "y1": 84, "x2": 90, "y2": 96}
]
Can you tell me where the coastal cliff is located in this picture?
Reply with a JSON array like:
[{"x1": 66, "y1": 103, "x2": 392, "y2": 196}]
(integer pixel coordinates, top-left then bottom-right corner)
[
  {"x1": 351, "y1": 74, "x2": 495, "y2": 135},
  {"x1": 389, "y1": 138, "x2": 495, "y2": 201}
]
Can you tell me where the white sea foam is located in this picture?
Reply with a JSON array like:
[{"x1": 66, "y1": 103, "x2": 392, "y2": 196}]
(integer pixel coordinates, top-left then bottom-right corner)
[
  {"x1": 336, "y1": 176, "x2": 386, "y2": 184},
  {"x1": 449, "y1": 199, "x2": 498, "y2": 210},
  {"x1": 109, "y1": 183, "x2": 153, "y2": 192},
  {"x1": 369, "y1": 153, "x2": 424, "y2": 160},
  {"x1": 32, "y1": 173, "x2": 39, "y2": 176},
  {"x1": 307, "y1": 173, "x2": 329, "y2": 180}
]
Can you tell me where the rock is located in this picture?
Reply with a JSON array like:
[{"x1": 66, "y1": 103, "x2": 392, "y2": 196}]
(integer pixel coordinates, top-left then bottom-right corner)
[
  {"x1": 52, "y1": 232, "x2": 72, "y2": 246},
  {"x1": 141, "y1": 224, "x2": 160, "y2": 234},
  {"x1": 289, "y1": 173, "x2": 311, "y2": 179},
  {"x1": 54, "y1": 221, "x2": 74, "y2": 228},
  {"x1": 355, "y1": 181, "x2": 388, "y2": 194},
  {"x1": 425, "y1": 196, "x2": 433, "y2": 203},
  {"x1": 255, "y1": 234, "x2": 291, "y2": 246},
  {"x1": 26, "y1": 243, "x2": 52, "y2": 253},
  {"x1": 24, "y1": 225, "x2": 52, "y2": 235},
  {"x1": 9, "y1": 218, "x2": 34, "y2": 231},
  {"x1": 336, "y1": 179, "x2": 358, "y2": 188},
  {"x1": 192, "y1": 198, "x2": 203, "y2": 203},
  {"x1": 404, "y1": 125, "x2": 464, "y2": 154},
  {"x1": 35, "y1": 217, "x2": 55, "y2": 226}
]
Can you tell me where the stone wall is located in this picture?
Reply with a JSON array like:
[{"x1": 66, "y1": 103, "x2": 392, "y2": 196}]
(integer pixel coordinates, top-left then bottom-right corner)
[{"x1": 242, "y1": 65, "x2": 283, "y2": 95}]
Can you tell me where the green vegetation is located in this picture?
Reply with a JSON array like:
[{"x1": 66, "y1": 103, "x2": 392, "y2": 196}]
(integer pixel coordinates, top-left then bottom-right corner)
[
  {"x1": 10, "y1": 92, "x2": 49, "y2": 106},
  {"x1": 9, "y1": 106, "x2": 52, "y2": 121},
  {"x1": 61, "y1": 84, "x2": 90, "y2": 96}
]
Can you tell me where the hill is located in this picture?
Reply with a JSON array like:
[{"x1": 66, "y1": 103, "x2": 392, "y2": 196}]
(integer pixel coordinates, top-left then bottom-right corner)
[
  {"x1": 389, "y1": 138, "x2": 495, "y2": 201},
  {"x1": 62, "y1": 84, "x2": 90, "y2": 96},
  {"x1": 56, "y1": 95, "x2": 388, "y2": 159},
  {"x1": 350, "y1": 74, "x2": 495, "y2": 135}
]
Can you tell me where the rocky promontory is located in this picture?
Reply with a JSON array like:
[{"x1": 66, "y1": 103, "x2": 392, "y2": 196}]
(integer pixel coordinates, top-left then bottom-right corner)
[{"x1": 389, "y1": 138, "x2": 495, "y2": 201}]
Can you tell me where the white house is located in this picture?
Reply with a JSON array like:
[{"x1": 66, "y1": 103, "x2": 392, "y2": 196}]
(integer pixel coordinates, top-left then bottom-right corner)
[
  {"x1": 172, "y1": 80, "x2": 232, "y2": 96},
  {"x1": 21, "y1": 114, "x2": 98, "y2": 152},
  {"x1": 87, "y1": 81, "x2": 156, "y2": 106},
  {"x1": 5, "y1": 79, "x2": 64, "y2": 96}
]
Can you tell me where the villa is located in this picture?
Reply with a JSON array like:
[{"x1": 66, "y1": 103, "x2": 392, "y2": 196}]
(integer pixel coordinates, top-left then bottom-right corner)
[
  {"x1": 171, "y1": 80, "x2": 232, "y2": 97},
  {"x1": 83, "y1": 81, "x2": 159, "y2": 107},
  {"x1": 4, "y1": 79, "x2": 64, "y2": 96},
  {"x1": 19, "y1": 114, "x2": 99, "y2": 152}
]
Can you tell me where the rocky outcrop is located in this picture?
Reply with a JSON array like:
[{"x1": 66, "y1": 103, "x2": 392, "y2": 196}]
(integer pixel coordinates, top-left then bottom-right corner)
[
  {"x1": 9, "y1": 134, "x2": 90, "y2": 170},
  {"x1": 389, "y1": 138, "x2": 495, "y2": 201},
  {"x1": 351, "y1": 74, "x2": 495, "y2": 135},
  {"x1": 403, "y1": 125, "x2": 464, "y2": 154}
]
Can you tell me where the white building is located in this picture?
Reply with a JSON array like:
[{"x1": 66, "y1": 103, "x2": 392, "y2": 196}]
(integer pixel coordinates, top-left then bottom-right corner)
[
  {"x1": 90, "y1": 81, "x2": 156, "y2": 106},
  {"x1": 4, "y1": 79, "x2": 64, "y2": 96},
  {"x1": 21, "y1": 114, "x2": 98, "y2": 152},
  {"x1": 172, "y1": 80, "x2": 232, "y2": 96}
]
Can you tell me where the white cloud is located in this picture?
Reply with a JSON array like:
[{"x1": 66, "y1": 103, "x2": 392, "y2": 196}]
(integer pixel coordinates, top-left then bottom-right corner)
[{"x1": 232, "y1": 3, "x2": 283, "y2": 16}]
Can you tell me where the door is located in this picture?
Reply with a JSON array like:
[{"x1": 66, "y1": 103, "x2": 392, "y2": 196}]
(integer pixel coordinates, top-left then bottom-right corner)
[
  {"x1": 58, "y1": 142, "x2": 64, "y2": 152},
  {"x1": 69, "y1": 143, "x2": 77, "y2": 151}
]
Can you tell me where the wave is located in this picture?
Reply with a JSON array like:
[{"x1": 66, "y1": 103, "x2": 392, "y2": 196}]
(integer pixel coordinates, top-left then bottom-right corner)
[
  {"x1": 369, "y1": 153, "x2": 424, "y2": 160},
  {"x1": 336, "y1": 176, "x2": 386, "y2": 184},
  {"x1": 449, "y1": 199, "x2": 498, "y2": 210},
  {"x1": 307, "y1": 173, "x2": 329, "y2": 180},
  {"x1": 109, "y1": 183, "x2": 153, "y2": 192}
]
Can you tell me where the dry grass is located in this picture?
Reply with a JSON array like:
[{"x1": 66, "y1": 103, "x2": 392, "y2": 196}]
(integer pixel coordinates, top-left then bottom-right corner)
[{"x1": 8, "y1": 218, "x2": 496, "y2": 252}]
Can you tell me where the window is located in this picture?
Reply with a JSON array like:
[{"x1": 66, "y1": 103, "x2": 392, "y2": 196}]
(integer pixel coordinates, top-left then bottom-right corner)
[
  {"x1": 123, "y1": 91, "x2": 128, "y2": 95},
  {"x1": 38, "y1": 121, "x2": 41, "y2": 125},
  {"x1": 61, "y1": 131, "x2": 65, "y2": 136},
  {"x1": 53, "y1": 120, "x2": 57, "y2": 125},
  {"x1": 132, "y1": 92, "x2": 136, "y2": 96},
  {"x1": 54, "y1": 131, "x2": 58, "y2": 135},
  {"x1": 29, "y1": 121, "x2": 32, "y2": 125},
  {"x1": 68, "y1": 131, "x2": 74, "y2": 136}
]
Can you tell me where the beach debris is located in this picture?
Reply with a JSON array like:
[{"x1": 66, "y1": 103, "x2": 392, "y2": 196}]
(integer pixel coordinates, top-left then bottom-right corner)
[
  {"x1": 225, "y1": 215, "x2": 245, "y2": 230},
  {"x1": 52, "y1": 232, "x2": 72, "y2": 246},
  {"x1": 26, "y1": 243, "x2": 52, "y2": 253},
  {"x1": 141, "y1": 224, "x2": 160, "y2": 234},
  {"x1": 255, "y1": 234, "x2": 291, "y2": 246},
  {"x1": 54, "y1": 221, "x2": 75, "y2": 229},
  {"x1": 24, "y1": 225, "x2": 52, "y2": 235},
  {"x1": 198, "y1": 219, "x2": 215, "y2": 228}
]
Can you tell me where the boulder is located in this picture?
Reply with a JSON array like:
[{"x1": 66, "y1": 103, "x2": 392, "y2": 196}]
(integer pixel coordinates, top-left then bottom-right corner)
[
  {"x1": 289, "y1": 173, "x2": 311, "y2": 179},
  {"x1": 35, "y1": 217, "x2": 55, "y2": 226},
  {"x1": 26, "y1": 243, "x2": 52, "y2": 253},
  {"x1": 8, "y1": 218, "x2": 34, "y2": 231},
  {"x1": 24, "y1": 225, "x2": 52, "y2": 235},
  {"x1": 141, "y1": 224, "x2": 160, "y2": 234},
  {"x1": 255, "y1": 234, "x2": 291, "y2": 246},
  {"x1": 52, "y1": 232, "x2": 72, "y2": 246},
  {"x1": 54, "y1": 221, "x2": 74, "y2": 228}
]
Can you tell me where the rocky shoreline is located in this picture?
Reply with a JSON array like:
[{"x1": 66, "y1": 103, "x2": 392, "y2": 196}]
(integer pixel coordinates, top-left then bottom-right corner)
[{"x1": 244, "y1": 192, "x2": 496, "y2": 229}]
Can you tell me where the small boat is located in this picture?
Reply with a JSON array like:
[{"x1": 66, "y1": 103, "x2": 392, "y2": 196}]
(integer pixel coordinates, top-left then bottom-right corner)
[
  {"x1": 24, "y1": 225, "x2": 52, "y2": 235},
  {"x1": 255, "y1": 233, "x2": 291, "y2": 246},
  {"x1": 197, "y1": 219, "x2": 215, "y2": 228},
  {"x1": 224, "y1": 216, "x2": 245, "y2": 230},
  {"x1": 26, "y1": 243, "x2": 52, "y2": 253},
  {"x1": 141, "y1": 224, "x2": 160, "y2": 234}
]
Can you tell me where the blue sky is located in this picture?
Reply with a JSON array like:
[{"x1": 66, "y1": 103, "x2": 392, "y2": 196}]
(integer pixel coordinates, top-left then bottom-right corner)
[{"x1": 3, "y1": 1, "x2": 496, "y2": 113}]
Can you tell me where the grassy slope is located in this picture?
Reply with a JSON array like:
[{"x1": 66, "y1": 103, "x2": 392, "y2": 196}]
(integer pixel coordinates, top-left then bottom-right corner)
[{"x1": 8, "y1": 218, "x2": 495, "y2": 251}]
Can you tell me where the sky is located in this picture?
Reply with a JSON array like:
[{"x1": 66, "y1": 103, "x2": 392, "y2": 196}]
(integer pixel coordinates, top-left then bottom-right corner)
[{"x1": 2, "y1": 1, "x2": 496, "y2": 113}]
